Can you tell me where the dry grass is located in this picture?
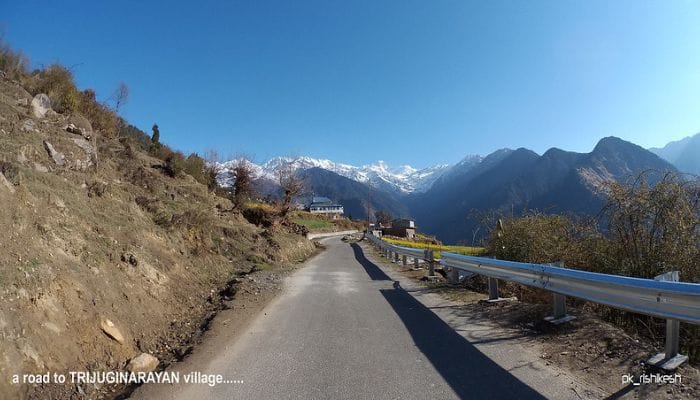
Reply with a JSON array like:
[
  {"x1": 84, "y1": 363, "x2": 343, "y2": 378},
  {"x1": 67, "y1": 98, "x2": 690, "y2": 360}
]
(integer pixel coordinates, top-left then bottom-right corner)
[{"x1": 382, "y1": 237, "x2": 486, "y2": 258}]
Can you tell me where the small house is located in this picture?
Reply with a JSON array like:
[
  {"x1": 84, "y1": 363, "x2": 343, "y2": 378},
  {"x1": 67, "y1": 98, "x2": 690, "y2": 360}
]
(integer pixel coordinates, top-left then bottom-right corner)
[
  {"x1": 381, "y1": 218, "x2": 416, "y2": 239},
  {"x1": 308, "y1": 196, "x2": 344, "y2": 219}
]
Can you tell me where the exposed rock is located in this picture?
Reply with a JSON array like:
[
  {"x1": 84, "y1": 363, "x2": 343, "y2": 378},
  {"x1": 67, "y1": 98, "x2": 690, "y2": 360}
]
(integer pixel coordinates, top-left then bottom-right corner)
[
  {"x1": 126, "y1": 353, "x2": 159, "y2": 373},
  {"x1": 0, "y1": 172, "x2": 15, "y2": 194},
  {"x1": 34, "y1": 162, "x2": 49, "y2": 173},
  {"x1": 30, "y1": 94, "x2": 52, "y2": 118},
  {"x1": 21, "y1": 119, "x2": 36, "y2": 133},
  {"x1": 68, "y1": 114, "x2": 93, "y2": 136},
  {"x1": 100, "y1": 318, "x2": 125, "y2": 344},
  {"x1": 16, "y1": 98, "x2": 28, "y2": 107},
  {"x1": 43, "y1": 141, "x2": 65, "y2": 166},
  {"x1": 73, "y1": 137, "x2": 94, "y2": 155},
  {"x1": 65, "y1": 123, "x2": 92, "y2": 140}
]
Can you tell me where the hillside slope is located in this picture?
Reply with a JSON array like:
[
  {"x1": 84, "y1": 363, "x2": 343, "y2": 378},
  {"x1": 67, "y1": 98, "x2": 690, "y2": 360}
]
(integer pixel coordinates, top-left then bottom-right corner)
[{"x1": 0, "y1": 76, "x2": 315, "y2": 399}]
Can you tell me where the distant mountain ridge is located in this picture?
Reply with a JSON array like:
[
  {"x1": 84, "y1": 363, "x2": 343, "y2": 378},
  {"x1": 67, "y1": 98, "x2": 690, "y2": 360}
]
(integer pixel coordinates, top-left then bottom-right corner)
[
  {"x1": 650, "y1": 132, "x2": 700, "y2": 175},
  {"x1": 408, "y1": 137, "x2": 677, "y2": 244},
  {"x1": 219, "y1": 156, "x2": 451, "y2": 194},
  {"x1": 218, "y1": 137, "x2": 677, "y2": 244}
]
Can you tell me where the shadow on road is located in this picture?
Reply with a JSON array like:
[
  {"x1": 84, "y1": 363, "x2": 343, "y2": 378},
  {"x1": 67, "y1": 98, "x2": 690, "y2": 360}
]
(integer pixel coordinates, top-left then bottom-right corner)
[
  {"x1": 351, "y1": 243, "x2": 392, "y2": 281},
  {"x1": 354, "y1": 244, "x2": 545, "y2": 399}
]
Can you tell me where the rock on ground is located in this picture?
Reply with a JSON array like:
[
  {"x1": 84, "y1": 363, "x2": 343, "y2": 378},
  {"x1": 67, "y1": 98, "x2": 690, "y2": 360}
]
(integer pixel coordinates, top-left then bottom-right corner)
[
  {"x1": 127, "y1": 353, "x2": 159, "y2": 373},
  {"x1": 30, "y1": 94, "x2": 52, "y2": 118},
  {"x1": 43, "y1": 140, "x2": 65, "y2": 166},
  {"x1": 100, "y1": 318, "x2": 125, "y2": 344},
  {"x1": 0, "y1": 172, "x2": 15, "y2": 193}
]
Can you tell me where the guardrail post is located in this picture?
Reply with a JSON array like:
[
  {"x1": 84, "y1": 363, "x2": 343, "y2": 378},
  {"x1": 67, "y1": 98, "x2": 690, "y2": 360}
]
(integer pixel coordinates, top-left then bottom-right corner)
[
  {"x1": 426, "y1": 250, "x2": 436, "y2": 277},
  {"x1": 545, "y1": 262, "x2": 576, "y2": 324},
  {"x1": 394, "y1": 252, "x2": 400, "y2": 263},
  {"x1": 402, "y1": 255, "x2": 407, "y2": 266},
  {"x1": 413, "y1": 256, "x2": 420, "y2": 270},
  {"x1": 647, "y1": 271, "x2": 688, "y2": 371},
  {"x1": 452, "y1": 267, "x2": 461, "y2": 284},
  {"x1": 487, "y1": 277, "x2": 499, "y2": 300}
]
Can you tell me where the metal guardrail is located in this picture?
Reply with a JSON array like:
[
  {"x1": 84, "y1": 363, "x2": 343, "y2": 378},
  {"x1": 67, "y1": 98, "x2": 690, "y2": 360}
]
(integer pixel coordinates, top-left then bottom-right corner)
[
  {"x1": 364, "y1": 233, "x2": 700, "y2": 370},
  {"x1": 440, "y1": 253, "x2": 700, "y2": 325}
]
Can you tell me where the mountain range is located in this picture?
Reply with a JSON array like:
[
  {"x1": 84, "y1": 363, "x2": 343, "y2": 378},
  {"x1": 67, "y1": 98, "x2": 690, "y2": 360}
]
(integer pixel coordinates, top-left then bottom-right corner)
[
  {"x1": 219, "y1": 136, "x2": 686, "y2": 243},
  {"x1": 649, "y1": 132, "x2": 700, "y2": 176},
  {"x1": 219, "y1": 156, "x2": 451, "y2": 194}
]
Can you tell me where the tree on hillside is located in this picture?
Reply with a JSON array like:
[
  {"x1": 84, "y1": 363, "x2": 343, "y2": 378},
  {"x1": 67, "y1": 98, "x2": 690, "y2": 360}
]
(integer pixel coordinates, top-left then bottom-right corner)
[
  {"x1": 229, "y1": 158, "x2": 255, "y2": 210},
  {"x1": 203, "y1": 149, "x2": 221, "y2": 192},
  {"x1": 375, "y1": 210, "x2": 392, "y2": 225},
  {"x1": 151, "y1": 123, "x2": 160, "y2": 144},
  {"x1": 110, "y1": 82, "x2": 129, "y2": 113},
  {"x1": 277, "y1": 161, "x2": 304, "y2": 217}
]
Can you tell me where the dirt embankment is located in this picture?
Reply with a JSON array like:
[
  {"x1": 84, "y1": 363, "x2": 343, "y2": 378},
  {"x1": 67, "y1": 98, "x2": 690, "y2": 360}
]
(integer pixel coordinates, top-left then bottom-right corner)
[{"x1": 0, "y1": 76, "x2": 317, "y2": 399}]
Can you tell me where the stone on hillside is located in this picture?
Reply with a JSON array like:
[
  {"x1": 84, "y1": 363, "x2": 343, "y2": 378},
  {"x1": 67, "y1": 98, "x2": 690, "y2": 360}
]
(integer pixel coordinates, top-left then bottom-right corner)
[
  {"x1": 73, "y1": 137, "x2": 94, "y2": 155},
  {"x1": 43, "y1": 141, "x2": 65, "y2": 166},
  {"x1": 30, "y1": 94, "x2": 52, "y2": 118},
  {"x1": 0, "y1": 172, "x2": 15, "y2": 194},
  {"x1": 21, "y1": 119, "x2": 36, "y2": 133},
  {"x1": 69, "y1": 114, "x2": 93, "y2": 136},
  {"x1": 100, "y1": 318, "x2": 125, "y2": 344},
  {"x1": 16, "y1": 98, "x2": 28, "y2": 107},
  {"x1": 65, "y1": 123, "x2": 92, "y2": 140},
  {"x1": 34, "y1": 162, "x2": 48, "y2": 173},
  {"x1": 126, "y1": 353, "x2": 159, "y2": 373}
]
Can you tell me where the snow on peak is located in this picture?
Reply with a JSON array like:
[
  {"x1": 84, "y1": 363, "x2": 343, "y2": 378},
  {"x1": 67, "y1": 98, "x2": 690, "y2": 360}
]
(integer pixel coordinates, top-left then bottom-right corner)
[{"x1": 218, "y1": 155, "x2": 453, "y2": 193}]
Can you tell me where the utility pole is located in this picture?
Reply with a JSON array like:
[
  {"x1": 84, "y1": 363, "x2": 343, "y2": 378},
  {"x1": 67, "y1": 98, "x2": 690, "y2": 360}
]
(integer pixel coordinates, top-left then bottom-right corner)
[{"x1": 367, "y1": 181, "x2": 371, "y2": 233}]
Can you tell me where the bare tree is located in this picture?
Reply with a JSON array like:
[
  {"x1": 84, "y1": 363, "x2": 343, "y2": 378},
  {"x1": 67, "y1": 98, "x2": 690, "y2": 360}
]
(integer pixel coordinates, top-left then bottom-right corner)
[
  {"x1": 229, "y1": 157, "x2": 255, "y2": 210},
  {"x1": 203, "y1": 149, "x2": 221, "y2": 192},
  {"x1": 374, "y1": 210, "x2": 392, "y2": 225},
  {"x1": 110, "y1": 82, "x2": 129, "y2": 113},
  {"x1": 277, "y1": 160, "x2": 304, "y2": 217}
]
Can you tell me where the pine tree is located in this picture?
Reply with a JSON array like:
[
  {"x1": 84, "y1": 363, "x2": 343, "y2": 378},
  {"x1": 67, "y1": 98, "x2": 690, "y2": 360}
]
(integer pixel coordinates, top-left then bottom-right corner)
[{"x1": 151, "y1": 123, "x2": 160, "y2": 144}]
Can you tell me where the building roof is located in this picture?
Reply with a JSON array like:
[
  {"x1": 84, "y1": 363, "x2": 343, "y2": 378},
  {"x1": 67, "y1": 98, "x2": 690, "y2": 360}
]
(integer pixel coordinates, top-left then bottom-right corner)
[{"x1": 309, "y1": 196, "x2": 342, "y2": 207}]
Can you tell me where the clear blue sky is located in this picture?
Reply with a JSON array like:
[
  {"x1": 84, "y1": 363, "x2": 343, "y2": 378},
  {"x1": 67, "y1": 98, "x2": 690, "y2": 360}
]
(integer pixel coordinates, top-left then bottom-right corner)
[{"x1": 3, "y1": 1, "x2": 700, "y2": 167}]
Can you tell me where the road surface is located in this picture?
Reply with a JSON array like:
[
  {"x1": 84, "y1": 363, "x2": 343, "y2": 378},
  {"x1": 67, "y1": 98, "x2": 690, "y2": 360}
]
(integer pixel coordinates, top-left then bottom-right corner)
[{"x1": 132, "y1": 237, "x2": 601, "y2": 399}]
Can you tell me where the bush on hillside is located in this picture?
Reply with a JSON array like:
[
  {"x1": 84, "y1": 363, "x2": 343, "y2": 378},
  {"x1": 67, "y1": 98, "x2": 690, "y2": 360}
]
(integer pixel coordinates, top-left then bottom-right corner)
[
  {"x1": 601, "y1": 172, "x2": 700, "y2": 281},
  {"x1": 484, "y1": 171, "x2": 700, "y2": 362},
  {"x1": 164, "y1": 151, "x2": 185, "y2": 178},
  {"x1": 78, "y1": 89, "x2": 119, "y2": 137},
  {"x1": 0, "y1": 38, "x2": 29, "y2": 80},
  {"x1": 26, "y1": 64, "x2": 79, "y2": 114}
]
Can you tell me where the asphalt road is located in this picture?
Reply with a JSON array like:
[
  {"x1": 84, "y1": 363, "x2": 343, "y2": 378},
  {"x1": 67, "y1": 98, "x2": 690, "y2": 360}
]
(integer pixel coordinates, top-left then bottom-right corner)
[{"x1": 133, "y1": 237, "x2": 600, "y2": 399}]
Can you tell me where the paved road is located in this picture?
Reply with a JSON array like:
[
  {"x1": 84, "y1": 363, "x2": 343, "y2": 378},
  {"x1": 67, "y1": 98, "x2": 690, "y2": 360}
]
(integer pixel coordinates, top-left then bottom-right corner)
[{"x1": 133, "y1": 237, "x2": 599, "y2": 399}]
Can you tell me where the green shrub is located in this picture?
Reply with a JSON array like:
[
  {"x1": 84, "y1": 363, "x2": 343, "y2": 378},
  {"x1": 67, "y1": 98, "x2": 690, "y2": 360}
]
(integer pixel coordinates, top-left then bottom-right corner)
[{"x1": 164, "y1": 151, "x2": 185, "y2": 178}]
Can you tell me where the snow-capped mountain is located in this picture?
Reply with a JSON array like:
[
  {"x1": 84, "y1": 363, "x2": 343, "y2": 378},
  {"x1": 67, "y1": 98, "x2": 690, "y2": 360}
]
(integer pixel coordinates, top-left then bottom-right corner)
[{"x1": 218, "y1": 156, "x2": 452, "y2": 194}]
